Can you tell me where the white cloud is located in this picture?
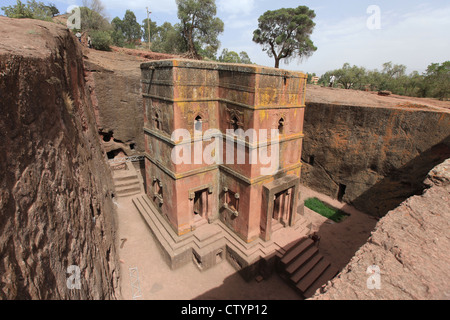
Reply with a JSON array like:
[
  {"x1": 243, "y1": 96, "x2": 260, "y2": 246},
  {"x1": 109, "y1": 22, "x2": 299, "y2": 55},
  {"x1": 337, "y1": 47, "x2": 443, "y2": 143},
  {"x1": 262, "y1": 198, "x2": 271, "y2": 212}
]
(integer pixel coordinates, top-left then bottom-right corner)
[
  {"x1": 101, "y1": 0, "x2": 177, "y2": 14},
  {"x1": 217, "y1": 0, "x2": 255, "y2": 16},
  {"x1": 294, "y1": 3, "x2": 450, "y2": 75}
]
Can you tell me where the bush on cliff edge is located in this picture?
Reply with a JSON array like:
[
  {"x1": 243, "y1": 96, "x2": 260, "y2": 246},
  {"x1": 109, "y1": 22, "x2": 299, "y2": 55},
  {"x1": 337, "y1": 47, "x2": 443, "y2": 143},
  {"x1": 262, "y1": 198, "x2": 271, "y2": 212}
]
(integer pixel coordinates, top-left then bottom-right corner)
[{"x1": 90, "y1": 30, "x2": 112, "y2": 51}]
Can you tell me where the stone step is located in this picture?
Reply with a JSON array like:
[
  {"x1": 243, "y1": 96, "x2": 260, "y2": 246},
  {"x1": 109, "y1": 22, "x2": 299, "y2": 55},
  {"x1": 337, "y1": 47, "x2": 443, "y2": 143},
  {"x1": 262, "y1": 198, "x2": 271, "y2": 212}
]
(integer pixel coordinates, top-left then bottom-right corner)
[
  {"x1": 113, "y1": 173, "x2": 139, "y2": 181},
  {"x1": 138, "y1": 195, "x2": 194, "y2": 246},
  {"x1": 272, "y1": 221, "x2": 283, "y2": 232},
  {"x1": 280, "y1": 238, "x2": 314, "y2": 266},
  {"x1": 117, "y1": 190, "x2": 142, "y2": 198},
  {"x1": 116, "y1": 185, "x2": 141, "y2": 195},
  {"x1": 290, "y1": 254, "x2": 323, "y2": 283},
  {"x1": 133, "y1": 196, "x2": 194, "y2": 255},
  {"x1": 303, "y1": 264, "x2": 339, "y2": 298},
  {"x1": 293, "y1": 215, "x2": 309, "y2": 231},
  {"x1": 285, "y1": 245, "x2": 319, "y2": 275},
  {"x1": 216, "y1": 221, "x2": 269, "y2": 261},
  {"x1": 133, "y1": 195, "x2": 173, "y2": 252},
  {"x1": 194, "y1": 223, "x2": 222, "y2": 243},
  {"x1": 115, "y1": 179, "x2": 141, "y2": 188},
  {"x1": 295, "y1": 259, "x2": 330, "y2": 294},
  {"x1": 277, "y1": 239, "x2": 302, "y2": 257}
]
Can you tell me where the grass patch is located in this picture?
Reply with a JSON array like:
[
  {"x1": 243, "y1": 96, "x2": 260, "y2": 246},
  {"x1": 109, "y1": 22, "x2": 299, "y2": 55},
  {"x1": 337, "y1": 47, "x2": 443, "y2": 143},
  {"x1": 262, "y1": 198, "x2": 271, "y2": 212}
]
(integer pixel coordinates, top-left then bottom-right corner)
[{"x1": 304, "y1": 197, "x2": 349, "y2": 223}]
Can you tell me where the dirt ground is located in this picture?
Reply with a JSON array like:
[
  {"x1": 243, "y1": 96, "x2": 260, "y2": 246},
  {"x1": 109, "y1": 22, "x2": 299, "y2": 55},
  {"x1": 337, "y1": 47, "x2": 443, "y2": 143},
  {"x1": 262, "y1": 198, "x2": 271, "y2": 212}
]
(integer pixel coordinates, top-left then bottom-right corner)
[
  {"x1": 306, "y1": 84, "x2": 450, "y2": 112},
  {"x1": 299, "y1": 186, "x2": 379, "y2": 271},
  {"x1": 115, "y1": 194, "x2": 301, "y2": 300},
  {"x1": 115, "y1": 184, "x2": 377, "y2": 300}
]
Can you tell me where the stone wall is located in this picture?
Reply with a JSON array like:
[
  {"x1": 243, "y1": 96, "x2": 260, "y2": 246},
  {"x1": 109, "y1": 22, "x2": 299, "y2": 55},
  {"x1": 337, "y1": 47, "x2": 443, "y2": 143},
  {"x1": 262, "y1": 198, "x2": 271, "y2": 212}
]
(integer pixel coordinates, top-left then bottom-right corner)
[
  {"x1": 84, "y1": 54, "x2": 144, "y2": 155},
  {"x1": 0, "y1": 18, "x2": 119, "y2": 299},
  {"x1": 311, "y1": 158, "x2": 450, "y2": 300},
  {"x1": 301, "y1": 98, "x2": 450, "y2": 217},
  {"x1": 141, "y1": 59, "x2": 306, "y2": 242}
]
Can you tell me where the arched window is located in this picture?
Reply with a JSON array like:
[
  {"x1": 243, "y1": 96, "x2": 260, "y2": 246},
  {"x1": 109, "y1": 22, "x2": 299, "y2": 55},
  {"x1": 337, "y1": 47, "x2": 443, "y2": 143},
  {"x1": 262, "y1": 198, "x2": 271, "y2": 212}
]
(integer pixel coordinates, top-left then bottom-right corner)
[
  {"x1": 154, "y1": 113, "x2": 161, "y2": 130},
  {"x1": 231, "y1": 116, "x2": 239, "y2": 131},
  {"x1": 194, "y1": 115, "x2": 202, "y2": 135},
  {"x1": 278, "y1": 117, "x2": 285, "y2": 134},
  {"x1": 153, "y1": 178, "x2": 163, "y2": 206}
]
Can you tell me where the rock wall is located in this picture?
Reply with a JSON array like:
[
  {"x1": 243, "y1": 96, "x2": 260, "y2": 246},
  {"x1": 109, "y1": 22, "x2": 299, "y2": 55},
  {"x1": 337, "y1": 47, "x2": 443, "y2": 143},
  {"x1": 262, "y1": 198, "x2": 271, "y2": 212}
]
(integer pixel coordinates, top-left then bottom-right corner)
[
  {"x1": 301, "y1": 96, "x2": 450, "y2": 217},
  {"x1": 0, "y1": 18, "x2": 119, "y2": 299},
  {"x1": 84, "y1": 54, "x2": 144, "y2": 155},
  {"x1": 311, "y1": 158, "x2": 450, "y2": 300}
]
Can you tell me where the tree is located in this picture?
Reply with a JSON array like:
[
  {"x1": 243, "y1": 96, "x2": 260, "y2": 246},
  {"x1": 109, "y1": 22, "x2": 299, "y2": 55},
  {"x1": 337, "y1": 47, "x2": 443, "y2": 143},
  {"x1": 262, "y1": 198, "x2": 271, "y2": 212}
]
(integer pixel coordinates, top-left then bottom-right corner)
[
  {"x1": 80, "y1": 0, "x2": 109, "y2": 31},
  {"x1": 1, "y1": 0, "x2": 51, "y2": 20},
  {"x1": 239, "y1": 51, "x2": 252, "y2": 64},
  {"x1": 26, "y1": 0, "x2": 52, "y2": 21},
  {"x1": 307, "y1": 72, "x2": 317, "y2": 84},
  {"x1": 1, "y1": 0, "x2": 32, "y2": 18},
  {"x1": 82, "y1": 0, "x2": 106, "y2": 17},
  {"x1": 382, "y1": 62, "x2": 407, "y2": 79},
  {"x1": 151, "y1": 22, "x2": 185, "y2": 54},
  {"x1": 218, "y1": 49, "x2": 240, "y2": 63},
  {"x1": 46, "y1": 2, "x2": 58, "y2": 17},
  {"x1": 253, "y1": 6, "x2": 317, "y2": 68},
  {"x1": 176, "y1": 0, "x2": 224, "y2": 59},
  {"x1": 422, "y1": 61, "x2": 450, "y2": 100},
  {"x1": 333, "y1": 63, "x2": 367, "y2": 90},
  {"x1": 111, "y1": 17, "x2": 125, "y2": 47},
  {"x1": 122, "y1": 10, "x2": 142, "y2": 44},
  {"x1": 90, "y1": 29, "x2": 112, "y2": 51},
  {"x1": 218, "y1": 49, "x2": 253, "y2": 64}
]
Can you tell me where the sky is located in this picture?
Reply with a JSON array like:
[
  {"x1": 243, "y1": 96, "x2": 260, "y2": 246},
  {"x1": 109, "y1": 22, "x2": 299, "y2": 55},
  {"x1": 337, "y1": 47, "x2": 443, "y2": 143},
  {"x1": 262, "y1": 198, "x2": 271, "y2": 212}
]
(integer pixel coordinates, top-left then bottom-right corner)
[{"x1": 1, "y1": 0, "x2": 449, "y2": 75}]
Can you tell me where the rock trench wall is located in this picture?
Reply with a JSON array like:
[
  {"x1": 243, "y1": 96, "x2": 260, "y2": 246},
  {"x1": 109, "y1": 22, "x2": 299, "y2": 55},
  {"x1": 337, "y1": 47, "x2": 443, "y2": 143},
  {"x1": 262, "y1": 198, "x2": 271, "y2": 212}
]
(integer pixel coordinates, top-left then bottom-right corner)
[
  {"x1": 311, "y1": 159, "x2": 450, "y2": 300},
  {"x1": 301, "y1": 102, "x2": 450, "y2": 217},
  {"x1": 84, "y1": 59, "x2": 144, "y2": 155},
  {"x1": 0, "y1": 18, "x2": 119, "y2": 299}
]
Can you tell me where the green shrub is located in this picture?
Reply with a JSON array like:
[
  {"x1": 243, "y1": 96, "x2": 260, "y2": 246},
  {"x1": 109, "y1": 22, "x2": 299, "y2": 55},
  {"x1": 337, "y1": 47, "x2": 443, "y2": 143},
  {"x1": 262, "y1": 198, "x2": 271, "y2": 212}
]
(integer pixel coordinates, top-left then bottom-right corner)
[
  {"x1": 304, "y1": 198, "x2": 349, "y2": 222},
  {"x1": 90, "y1": 30, "x2": 112, "y2": 51},
  {"x1": 123, "y1": 42, "x2": 136, "y2": 49}
]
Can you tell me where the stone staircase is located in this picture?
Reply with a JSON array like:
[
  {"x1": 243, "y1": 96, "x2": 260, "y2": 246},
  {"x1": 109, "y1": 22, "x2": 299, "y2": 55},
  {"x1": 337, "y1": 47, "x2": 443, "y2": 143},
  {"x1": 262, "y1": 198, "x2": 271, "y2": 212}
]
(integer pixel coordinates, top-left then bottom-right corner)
[
  {"x1": 132, "y1": 194, "x2": 225, "y2": 270},
  {"x1": 132, "y1": 194, "x2": 311, "y2": 280},
  {"x1": 278, "y1": 237, "x2": 339, "y2": 298},
  {"x1": 112, "y1": 162, "x2": 143, "y2": 198}
]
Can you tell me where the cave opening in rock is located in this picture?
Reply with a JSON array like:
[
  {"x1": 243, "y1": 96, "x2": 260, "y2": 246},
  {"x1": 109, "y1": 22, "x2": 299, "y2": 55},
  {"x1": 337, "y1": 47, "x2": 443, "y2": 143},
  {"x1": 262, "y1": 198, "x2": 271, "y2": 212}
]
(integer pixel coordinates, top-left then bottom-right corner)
[
  {"x1": 101, "y1": 131, "x2": 114, "y2": 142},
  {"x1": 107, "y1": 149, "x2": 126, "y2": 160},
  {"x1": 337, "y1": 183, "x2": 347, "y2": 202}
]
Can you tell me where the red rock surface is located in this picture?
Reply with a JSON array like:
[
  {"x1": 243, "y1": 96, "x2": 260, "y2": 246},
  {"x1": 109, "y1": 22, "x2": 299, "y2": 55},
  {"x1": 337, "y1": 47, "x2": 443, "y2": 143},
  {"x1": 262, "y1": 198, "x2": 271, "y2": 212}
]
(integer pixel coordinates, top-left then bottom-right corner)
[
  {"x1": 311, "y1": 159, "x2": 450, "y2": 300},
  {"x1": 0, "y1": 17, "x2": 119, "y2": 299}
]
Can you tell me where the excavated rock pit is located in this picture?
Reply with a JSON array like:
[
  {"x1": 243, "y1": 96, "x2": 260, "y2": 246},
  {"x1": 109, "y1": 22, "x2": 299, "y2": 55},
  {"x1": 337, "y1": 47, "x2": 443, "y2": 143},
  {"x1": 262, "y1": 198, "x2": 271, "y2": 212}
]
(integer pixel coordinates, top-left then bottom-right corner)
[{"x1": 1, "y1": 16, "x2": 448, "y2": 301}]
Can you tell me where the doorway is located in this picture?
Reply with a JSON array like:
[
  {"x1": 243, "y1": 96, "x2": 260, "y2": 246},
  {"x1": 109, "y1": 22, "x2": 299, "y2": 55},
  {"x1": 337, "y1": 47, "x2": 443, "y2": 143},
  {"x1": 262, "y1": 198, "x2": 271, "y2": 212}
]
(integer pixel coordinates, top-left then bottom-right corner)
[
  {"x1": 193, "y1": 189, "x2": 208, "y2": 225},
  {"x1": 261, "y1": 175, "x2": 300, "y2": 242},
  {"x1": 272, "y1": 187, "x2": 293, "y2": 229}
]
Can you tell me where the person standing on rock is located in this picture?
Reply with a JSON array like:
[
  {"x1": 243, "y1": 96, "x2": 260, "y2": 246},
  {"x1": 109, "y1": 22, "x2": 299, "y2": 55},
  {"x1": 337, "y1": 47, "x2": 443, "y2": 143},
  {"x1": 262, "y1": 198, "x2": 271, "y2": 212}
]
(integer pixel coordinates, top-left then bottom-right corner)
[
  {"x1": 329, "y1": 75, "x2": 336, "y2": 87},
  {"x1": 75, "y1": 31, "x2": 82, "y2": 43},
  {"x1": 87, "y1": 36, "x2": 92, "y2": 48}
]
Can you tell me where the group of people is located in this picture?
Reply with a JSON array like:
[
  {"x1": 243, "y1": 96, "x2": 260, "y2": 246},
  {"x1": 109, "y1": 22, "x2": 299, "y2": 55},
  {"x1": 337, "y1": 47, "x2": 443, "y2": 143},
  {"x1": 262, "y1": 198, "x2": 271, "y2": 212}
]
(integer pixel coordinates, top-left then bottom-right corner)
[{"x1": 75, "y1": 32, "x2": 92, "y2": 49}]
